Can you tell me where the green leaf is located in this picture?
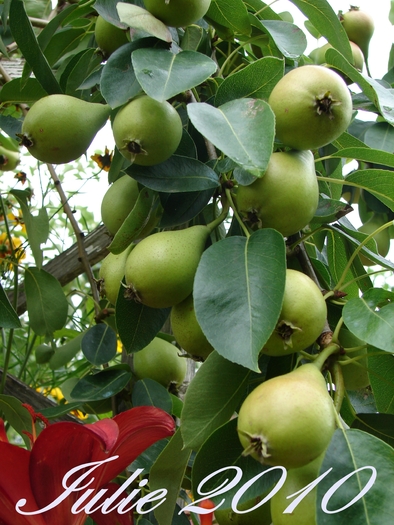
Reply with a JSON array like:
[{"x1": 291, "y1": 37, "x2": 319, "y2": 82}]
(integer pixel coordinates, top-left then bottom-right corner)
[
  {"x1": 61, "y1": 48, "x2": 102, "y2": 96},
  {"x1": 343, "y1": 289, "x2": 394, "y2": 353},
  {"x1": 331, "y1": 147, "x2": 394, "y2": 169},
  {"x1": 215, "y1": 57, "x2": 284, "y2": 107},
  {"x1": 180, "y1": 351, "x2": 251, "y2": 450},
  {"x1": 10, "y1": 190, "x2": 49, "y2": 269},
  {"x1": 289, "y1": 0, "x2": 353, "y2": 62},
  {"x1": 116, "y1": 285, "x2": 170, "y2": 353},
  {"x1": 24, "y1": 267, "x2": 68, "y2": 338},
  {"x1": 126, "y1": 155, "x2": 220, "y2": 193},
  {"x1": 206, "y1": 0, "x2": 251, "y2": 36},
  {"x1": 0, "y1": 78, "x2": 48, "y2": 104},
  {"x1": 81, "y1": 324, "x2": 117, "y2": 366},
  {"x1": 368, "y1": 347, "x2": 394, "y2": 414},
  {"x1": 364, "y1": 122, "x2": 394, "y2": 154},
  {"x1": 0, "y1": 395, "x2": 31, "y2": 447},
  {"x1": 116, "y1": 2, "x2": 172, "y2": 42},
  {"x1": 187, "y1": 99, "x2": 275, "y2": 177},
  {"x1": 9, "y1": 0, "x2": 62, "y2": 94},
  {"x1": 351, "y1": 413, "x2": 394, "y2": 447},
  {"x1": 0, "y1": 282, "x2": 21, "y2": 329},
  {"x1": 326, "y1": 48, "x2": 394, "y2": 125},
  {"x1": 316, "y1": 429, "x2": 394, "y2": 525},
  {"x1": 132, "y1": 379, "x2": 173, "y2": 414},
  {"x1": 40, "y1": 402, "x2": 84, "y2": 420},
  {"x1": 108, "y1": 188, "x2": 158, "y2": 255},
  {"x1": 191, "y1": 418, "x2": 280, "y2": 508},
  {"x1": 69, "y1": 365, "x2": 132, "y2": 401},
  {"x1": 258, "y1": 20, "x2": 307, "y2": 58},
  {"x1": 49, "y1": 332, "x2": 85, "y2": 370},
  {"x1": 194, "y1": 230, "x2": 286, "y2": 371},
  {"x1": 159, "y1": 189, "x2": 215, "y2": 228},
  {"x1": 150, "y1": 428, "x2": 192, "y2": 525},
  {"x1": 132, "y1": 48, "x2": 217, "y2": 102},
  {"x1": 313, "y1": 197, "x2": 353, "y2": 224}
]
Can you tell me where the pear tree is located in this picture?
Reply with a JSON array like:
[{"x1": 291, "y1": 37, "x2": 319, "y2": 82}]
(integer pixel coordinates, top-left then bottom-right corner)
[{"x1": 1, "y1": 1, "x2": 394, "y2": 525}]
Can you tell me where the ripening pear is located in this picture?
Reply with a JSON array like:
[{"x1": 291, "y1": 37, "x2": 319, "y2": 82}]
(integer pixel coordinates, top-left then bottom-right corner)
[
  {"x1": 94, "y1": 15, "x2": 129, "y2": 58},
  {"x1": 338, "y1": 328, "x2": 369, "y2": 391},
  {"x1": 340, "y1": 7, "x2": 374, "y2": 61},
  {"x1": 20, "y1": 95, "x2": 111, "y2": 164},
  {"x1": 99, "y1": 244, "x2": 134, "y2": 304},
  {"x1": 0, "y1": 146, "x2": 20, "y2": 171},
  {"x1": 358, "y1": 213, "x2": 390, "y2": 266},
  {"x1": 309, "y1": 41, "x2": 364, "y2": 72},
  {"x1": 237, "y1": 363, "x2": 336, "y2": 469},
  {"x1": 270, "y1": 452, "x2": 326, "y2": 525},
  {"x1": 170, "y1": 294, "x2": 214, "y2": 360},
  {"x1": 124, "y1": 225, "x2": 211, "y2": 308}
]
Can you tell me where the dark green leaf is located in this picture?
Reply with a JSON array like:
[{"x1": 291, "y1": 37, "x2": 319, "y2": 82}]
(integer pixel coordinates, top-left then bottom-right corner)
[
  {"x1": 206, "y1": 0, "x2": 251, "y2": 36},
  {"x1": 69, "y1": 365, "x2": 132, "y2": 401},
  {"x1": 0, "y1": 282, "x2": 21, "y2": 329},
  {"x1": 259, "y1": 20, "x2": 307, "y2": 58},
  {"x1": 0, "y1": 78, "x2": 48, "y2": 104},
  {"x1": 127, "y1": 155, "x2": 220, "y2": 193},
  {"x1": 0, "y1": 395, "x2": 31, "y2": 447},
  {"x1": 81, "y1": 324, "x2": 117, "y2": 366},
  {"x1": 24, "y1": 267, "x2": 68, "y2": 338},
  {"x1": 40, "y1": 402, "x2": 84, "y2": 420},
  {"x1": 132, "y1": 379, "x2": 173, "y2": 414},
  {"x1": 187, "y1": 99, "x2": 275, "y2": 177},
  {"x1": 181, "y1": 352, "x2": 251, "y2": 450},
  {"x1": 131, "y1": 438, "x2": 170, "y2": 474},
  {"x1": 194, "y1": 230, "x2": 286, "y2": 371},
  {"x1": 116, "y1": 2, "x2": 172, "y2": 42},
  {"x1": 313, "y1": 197, "x2": 353, "y2": 224},
  {"x1": 132, "y1": 48, "x2": 217, "y2": 102},
  {"x1": 9, "y1": 0, "x2": 62, "y2": 94},
  {"x1": 332, "y1": 147, "x2": 394, "y2": 169},
  {"x1": 159, "y1": 189, "x2": 215, "y2": 228},
  {"x1": 368, "y1": 347, "x2": 394, "y2": 414},
  {"x1": 351, "y1": 413, "x2": 394, "y2": 447}
]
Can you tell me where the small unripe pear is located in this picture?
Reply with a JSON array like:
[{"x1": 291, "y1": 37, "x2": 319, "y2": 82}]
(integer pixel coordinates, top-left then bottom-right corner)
[
  {"x1": 143, "y1": 0, "x2": 211, "y2": 28},
  {"x1": 124, "y1": 225, "x2": 211, "y2": 308},
  {"x1": 94, "y1": 15, "x2": 129, "y2": 58},
  {"x1": 237, "y1": 363, "x2": 336, "y2": 469},
  {"x1": 340, "y1": 7, "x2": 374, "y2": 61},
  {"x1": 358, "y1": 213, "x2": 390, "y2": 266},
  {"x1": 171, "y1": 294, "x2": 214, "y2": 360},
  {"x1": 309, "y1": 41, "x2": 364, "y2": 72},
  {"x1": 0, "y1": 146, "x2": 20, "y2": 171},
  {"x1": 99, "y1": 244, "x2": 134, "y2": 304},
  {"x1": 20, "y1": 95, "x2": 111, "y2": 164}
]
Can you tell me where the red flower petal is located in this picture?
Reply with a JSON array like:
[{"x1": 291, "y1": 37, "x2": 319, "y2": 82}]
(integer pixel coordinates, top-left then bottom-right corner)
[
  {"x1": 88, "y1": 483, "x2": 133, "y2": 525},
  {"x1": 85, "y1": 419, "x2": 119, "y2": 453}
]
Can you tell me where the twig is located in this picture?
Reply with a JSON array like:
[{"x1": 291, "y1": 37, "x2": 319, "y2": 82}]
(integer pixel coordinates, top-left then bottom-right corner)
[{"x1": 46, "y1": 163, "x2": 101, "y2": 316}]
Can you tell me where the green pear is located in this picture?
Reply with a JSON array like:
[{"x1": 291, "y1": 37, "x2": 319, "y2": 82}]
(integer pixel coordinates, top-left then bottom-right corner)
[
  {"x1": 309, "y1": 41, "x2": 364, "y2": 76},
  {"x1": 170, "y1": 294, "x2": 214, "y2": 360},
  {"x1": 237, "y1": 363, "x2": 336, "y2": 469},
  {"x1": 358, "y1": 213, "x2": 390, "y2": 266},
  {"x1": 133, "y1": 336, "x2": 187, "y2": 389},
  {"x1": 124, "y1": 225, "x2": 211, "y2": 308},
  {"x1": 99, "y1": 244, "x2": 134, "y2": 305},
  {"x1": 338, "y1": 328, "x2": 369, "y2": 391},
  {"x1": 20, "y1": 95, "x2": 111, "y2": 164},
  {"x1": 94, "y1": 15, "x2": 129, "y2": 58},
  {"x1": 0, "y1": 146, "x2": 20, "y2": 171},
  {"x1": 340, "y1": 7, "x2": 374, "y2": 61},
  {"x1": 270, "y1": 452, "x2": 325, "y2": 525}
]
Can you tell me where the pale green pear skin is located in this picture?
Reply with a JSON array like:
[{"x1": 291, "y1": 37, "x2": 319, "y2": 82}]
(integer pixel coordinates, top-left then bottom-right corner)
[
  {"x1": 101, "y1": 176, "x2": 141, "y2": 235},
  {"x1": 124, "y1": 225, "x2": 210, "y2": 308},
  {"x1": 236, "y1": 151, "x2": 318, "y2": 237},
  {"x1": 99, "y1": 244, "x2": 134, "y2": 304},
  {"x1": 133, "y1": 336, "x2": 187, "y2": 388},
  {"x1": 237, "y1": 364, "x2": 336, "y2": 469},
  {"x1": 338, "y1": 328, "x2": 369, "y2": 391},
  {"x1": 95, "y1": 15, "x2": 129, "y2": 57},
  {"x1": 309, "y1": 41, "x2": 364, "y2": 71},
  {"x1": 21, "y1": 95, "x2": 111, "y2": 164},
  {"x1": 262, "y1": 269, "x2": 327, "y2": 356},
  {"x1": 143, "y1": 0, "x2": 211, "y2": 28},
  {"x1": 340, "y1": 7, "x2": 374, "y2": 60},
  {"x1": 0, "y1": 146, "x2": 20, "y2": 171},
  {"x1": 170, "y1": 294, "x2": 214, "y2": 359},
  {"x1": 270, "y1": 452, "x2": 325, "y2": 525},
  {"x1": 358, "y1": 213, "x2": 390, "y2": 266}
]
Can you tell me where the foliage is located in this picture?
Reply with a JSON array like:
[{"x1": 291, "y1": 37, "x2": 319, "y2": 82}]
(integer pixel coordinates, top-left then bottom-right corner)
[{"x1": 1, "y1": 0, "x2": 394, "y2": 525}]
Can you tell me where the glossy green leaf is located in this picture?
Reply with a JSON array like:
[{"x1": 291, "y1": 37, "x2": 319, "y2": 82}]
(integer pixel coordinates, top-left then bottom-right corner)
[
  {"x1": 131, "y1": 438, "x2": 170, "y2": 474},
  {"x1": 188, "y1": 99, "x2": 274, "y2": 177},
  {"x1": 116, "y1": 2, "x2": 172, "y2": 42},
  {"x1": 49, "y1": 332, "x2": 85, "y2": 370},
  {"x1": 159, "y1": 189, "x2": 215, "y2": 228},
  {"x1": 343, "y1": 289, "x2": 394, "y2": 353},
  {"x1": 258, "y1": 20, "x2": 307, "y2": 58},
  {"x1": 191, "y1": 418, "x2": 281, "y2": 509},
  {"x1": 61, "y1": 48, "x2": 102, "y2": 96},
  {"x1": 0, "y1": 78, "x2": 47, "y2": 104},
  {"x1": 24, "y1": 267, "x2": 68, "y2": 338},
  {"x1": 215, "y1": 56, "x2": 284, "y2": 106},
  {"x1": 126, "y1": 155, "x2": 220, "y2": 193},
  {"x1": 100, "y1": 42, "x2": 143, "y2": 109},
  {"x1": 313, "y1": 197, "x2": 353, "y2": 224},
  {"x1": 108, "y1": 187, "x2": 158, "y2": 255},
  {"x1": 81, "y1": 324, "x2": 117, "y2": 366},
  {"x1": 39, "y1": 402, "x2": 83, "y2": 420},
  {"x1": 0, "y1": 283, "x2": 21, "y2": 329},
  {"x1": 289, "y1": 0, "x2": 353, "y2": 62},
  {"x1": 132, "y1": 379, "x2": 173, "y2": 414},
  {"x1": 8, "y1": 0, "x2": 62, "y2": 94},
  {"x1": 132, "y1": 48, "x2": 217, "y2": 102},
  {"x1": 150, "y1": 428, "x2": 192, "y2": 525},
  {"x1": 181, "y1": 352, "x2": 251, "y2": 450},
  {"x1": 116, "y1": 285, "x2": 170, "y2": 353},
  {"x1": 69, "y1": 365, "x2": 132, "y2": 401},
  {"x1": 368, "y1": 347, "x2": 394, "y2": 414},
  {"x1": 194, "y1": 229, "x2": 286, "y2": 371},
  {"x1": 346, "y1": 169, "x2": 394, "y2": 211},
  {"x1": 364, "y1": 122, "x2": 394, "y2": 154},
  {"x1": 331, "y1": 147, "x2": 394, "y2": 168},
  {"x1": 206, "y1": 0, "x2": 251, "y2": 36},
  {"x1": 316, "y1": 429, "x2": 394, "y2": 525},
  {"x1": 0, "y1": 395, "x2": 31, "y2": 447}
]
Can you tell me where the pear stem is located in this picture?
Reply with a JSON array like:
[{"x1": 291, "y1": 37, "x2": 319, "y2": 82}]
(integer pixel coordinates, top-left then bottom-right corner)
[
  {"x1": 312, "y1": 343, "x2": 341, "y2": 372},
  {"x1": 330, "y1": 360, "x2": 345, "y2": 413},
  {"x1": 206, "y1": 200, "x2": 230, "y2": 233}
]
